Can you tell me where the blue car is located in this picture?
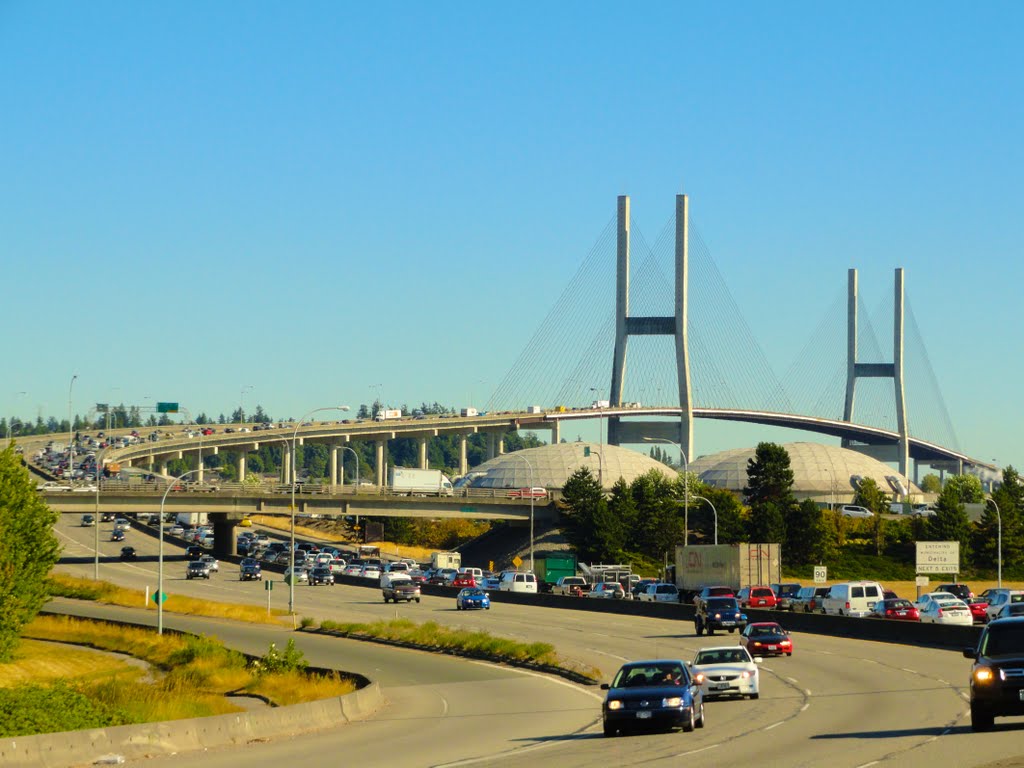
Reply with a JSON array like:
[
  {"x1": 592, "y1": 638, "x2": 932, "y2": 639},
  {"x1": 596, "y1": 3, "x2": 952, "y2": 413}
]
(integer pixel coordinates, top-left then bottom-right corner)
[
  {"x1": 456, "y1": 587, "x2": 490, "y2": 610},
  {"x1": 601, "y1": 659, "x2": 705, "y2": 736}
]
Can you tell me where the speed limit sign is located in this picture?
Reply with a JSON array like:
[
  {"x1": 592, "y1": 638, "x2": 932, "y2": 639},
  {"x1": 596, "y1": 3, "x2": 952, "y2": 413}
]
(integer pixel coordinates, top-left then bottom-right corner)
[{"x1": 813, "y1": 566, "x2": 827, "y2": 583}]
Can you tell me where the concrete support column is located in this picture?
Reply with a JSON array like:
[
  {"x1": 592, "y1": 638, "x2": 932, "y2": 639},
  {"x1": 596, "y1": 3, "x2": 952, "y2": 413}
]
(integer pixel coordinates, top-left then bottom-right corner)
[
  {"x1": 675, "y1": 193, "x2": 693, "y2": 463},
  {"x1": 418, "y1": 437, "x2": 428, "y2": 469},
  {"x1": 498, "y1": 436, "x2": 505, "y2": 455},
  {"x1": 375, "y1": 440, "x2": 386, "y2": 487},
  {"x1": 459, "y1": 435, "x2": 468, "y2": 476},
  {"x1": 486, "y1": 433, "x2": 496, "y2": 460},
  {"x1": 197, "y1": 455, "x2": 204, "y2": 483},
  {"x1": 330, "y1": 446, "x2": 339, "y2": 491},
  {"x1": 282, "y1": 448, "x2": 290, "y2": 484},
  {"x1": 159, "y1": 461, "x2": 168, "y2": 477},
  {"x1": 610, "y1": 194, "x2": 630, "y2": 409},
  {"x1": 551, "y1": 421, "x2": 560, "y2": 444},
  {"x1": 237, "y1": 453, "x2": 246, "y2": 483},
  {"x1": 893, "y1": 267, "x2": 910, "y2": 479}
]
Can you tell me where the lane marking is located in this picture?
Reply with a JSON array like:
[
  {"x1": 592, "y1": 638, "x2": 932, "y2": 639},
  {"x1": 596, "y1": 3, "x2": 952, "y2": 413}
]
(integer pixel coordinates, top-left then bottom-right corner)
[
  {"x1": 586, "y1": 648, "x2": 629, "y2": 661},
  {"x1": 800, "y1": 702, "x2": 810, "y2": 712},
  {"x1": 786, "y1": 676, "x2": 799, "y2": 684},
  {"x1": 804, "y1": 689, "x2": 812, "y2": 696},
  {"x1": 466, "y1": 660, "x2": 604, "y2": 702},
  {"x1": 855, "y1": 762, "x2": 879, "y2": 768},
  {"x1": 673, "y1": 744, "x2": 720, "y2": 758},
  {"x1": 440, "y1": 695, "x2": 449, "y2": 717},
  {"x1": 937, "y1": 679, "x2": 948, "y2": 685},
  {"x1": 764, "y1": 721, "x2": 784, "y2": 731},
  {"x1": 900, "y1": 667, "x2": 918, "y2": 674}
]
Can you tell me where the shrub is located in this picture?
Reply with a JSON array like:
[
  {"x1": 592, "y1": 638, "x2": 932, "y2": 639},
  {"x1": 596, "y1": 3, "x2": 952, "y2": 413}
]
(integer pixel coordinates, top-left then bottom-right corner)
[{"x1": 253, "y1": 638, "x2": 307, "y2": 675}]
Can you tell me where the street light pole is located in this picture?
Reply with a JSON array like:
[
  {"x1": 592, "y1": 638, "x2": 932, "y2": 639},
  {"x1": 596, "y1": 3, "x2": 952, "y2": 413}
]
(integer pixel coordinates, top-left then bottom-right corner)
[
  {"x1": 67, "y1": 375, "x2": 78, "y2": 481},
  {"x1": 644, "y1": 437, "x2": 690, "y2": 546},
  {"x1": 290, "y1": 405, "x2": 349, "y2": 615},
  {"x1": 508, "y1": 451, "x2": 536, "y2": 572},
  {"x1": 987, "y1": 498, "x2": 1002, "y2": 589},
  {"x1": 6, "y1": 390, "x2": 27, "y2": 448},
  {"x1": 158, "y1": 467, "x2": 214, "y2": 635},
  {"x1": 341, "y1": 445, "x2": 360, "y2": 493},
  {"x1": 240, "y1": 385, "x2": 253, "y2": 425},
  {"x1": 690, "y1": 495, "x2": 718, "y2": 545}
]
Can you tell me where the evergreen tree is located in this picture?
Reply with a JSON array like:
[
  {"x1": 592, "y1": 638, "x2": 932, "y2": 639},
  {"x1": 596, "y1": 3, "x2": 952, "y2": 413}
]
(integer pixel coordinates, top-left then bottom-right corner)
[
  {"x1": 853, "y1": 477, "x2": 889, "y2": 555},
  {"x1": 560, "y1": 467, "x2": 618, "y2": 562},
  {"x1": 928, "y1": 481, "x2": 974, "y2": 566},
  {"x1": 783, "y1": 499, "x2": 831, "y2": 565},
  {"x1": 743, "y1": 443, "x2": 796, "y2": 545},
  {"x1": 0, "y1": 445, "x2": 62, "y2": 660}
]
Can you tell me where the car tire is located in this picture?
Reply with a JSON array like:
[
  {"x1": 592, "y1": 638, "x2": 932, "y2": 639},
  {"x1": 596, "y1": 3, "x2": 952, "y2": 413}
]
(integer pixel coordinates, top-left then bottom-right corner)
[
  {"x1": 750, "y1": 693, "x2": 760, "y2": 700},
  {"x1": 696, "y1": 701, "x2": 705, "y2": 728},
  {"x1": 416, "y1": 598, "x2": 421, "y2": 603},
  {"x1": 728, "y1": 628, "x2": 735, "y2": 633},
  {"x1": 971, "y1": 702, "x2": 994, "y2": 732},
  {"x1": 695, "y1": 622, "x2": 703, "y2": 637},
  {"x1": 707, "y1": 627, "x2": 715, "y2": 636},
  {"x1": 603, "y1": 721, "x2": 616, "y2": 737},
  {"x1": 383, "y1": 596, "x2": 389, "y2": 603},
  {"x1": 683, "y1": 705, "x2": 695, "y2": 732},
  {"x1": 786, "y1": 652, "x2": 792, "y2": 657}
]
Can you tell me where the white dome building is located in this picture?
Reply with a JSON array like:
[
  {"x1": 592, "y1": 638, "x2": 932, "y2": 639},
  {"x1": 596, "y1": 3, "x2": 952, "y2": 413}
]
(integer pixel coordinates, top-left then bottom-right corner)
[
  {"x1": 468, "y1": 442, "x2": 675, "y2": 490},
  {"x1": 689, "y1": 442, "x2": 920, "y2": 503}
]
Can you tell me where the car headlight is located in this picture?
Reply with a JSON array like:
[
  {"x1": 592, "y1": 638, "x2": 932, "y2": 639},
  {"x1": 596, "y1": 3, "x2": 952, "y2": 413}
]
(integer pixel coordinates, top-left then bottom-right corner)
[
  {"x1": 607, "y1": 700, "x2": 623, "y2": 710},
  {"x1": 662, "y1": 697, "x2": 682, "y2": 707},
  {"x1": 740, "y1": 671, "x2": 751, "y2": 679},
  {"x1": 974, "y1": 667, "x2": 1003, "y2": 683},
  {"x1": 713, "y1": 613, "x2": 721, "y2": 619},
  {"x1": 694, "y1": 673, "x2": 705, "y2": 684}
]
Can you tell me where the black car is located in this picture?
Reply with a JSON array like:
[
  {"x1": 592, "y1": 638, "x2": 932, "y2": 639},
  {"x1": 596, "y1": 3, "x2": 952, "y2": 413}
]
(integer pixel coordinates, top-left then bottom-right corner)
[
  {"x1": 601, "y1": 659, "x2": 704, "y2": 736},
  {"x1": 186, "y1": 561, "x2": 212, "y2": 580},
  {"x1": 939, "y1": 582, "x2": 974, "y2": 601},
  {"x1": 119, "y1": 546, "x2": 137, "y2": 561},
  {"x1": 309, "y1": 566, "x2": 335, "y2": 586},
  {"x1": 100, "y1": 512, "x2": 115, "y2": 522},
  {"x1": 239, "y1": 562, "x2": 262, "y2": 581},
  {"x1": 110, "y1": 529, "x2": 125, "y2": 542},
  {"x1": 185, "y1": 545, "x2": 203, "y2": 560},
  {"x1": 771, "y1": 582, "x2": 802, "y2": 611},
  {"x1": 695, "y1": 597, "x2": 747, "y2": 636},
  {"x1": 964, "y1": 617, "x2": 1024, "y2": 731}
]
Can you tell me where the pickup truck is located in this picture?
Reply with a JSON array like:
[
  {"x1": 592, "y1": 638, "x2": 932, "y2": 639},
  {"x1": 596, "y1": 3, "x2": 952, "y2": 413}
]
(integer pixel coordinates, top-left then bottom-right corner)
[
  {"x1": 381, "y1": 574, "x2": 421, "y2": 603},
  {"x1": 554, "y1": 576, "x2": 588, "y2": 596}
]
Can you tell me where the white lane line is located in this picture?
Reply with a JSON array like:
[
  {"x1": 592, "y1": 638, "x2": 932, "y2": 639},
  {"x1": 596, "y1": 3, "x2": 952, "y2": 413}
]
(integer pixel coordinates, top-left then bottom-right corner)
[
  {"x1": 960, "y1": 692, "x2": 970, "y2": 702},
  {"x1": 586, "y1": 647, "x2": 629, "y2": 661},
  {"x1": 804, "y1": 689, "x2": 812, "y2": 696},
  {"x1": 863, "y1": 659, "x2": 878, "y2": 664},
  {"x1": 901, "y1": 667, "x2": 918, "y2": 674},
  {"x1": 855, "y1": 762, "x2": 879, "y2": 768},
  {"x1": 466, "y1": 660, "x2": 605, "y2": 702},
  {"x1": 800, "y1": 702, "x2": 810, "y2": 712},
  {"x1": 764, "y1": 721, "x2": 784, "y2": 731},
  {"x1": 440, "y1": 695, "x2": 449, "y2": 717},
  {"x1": 673, "y1": 744, "x2": 720, "y2": 758},
  {"x1": 786, "y1": 676, "x2": 799, "y2": 684},
  {"x1": 938, "y1": 679, "x2": 948, "y2": 685}
]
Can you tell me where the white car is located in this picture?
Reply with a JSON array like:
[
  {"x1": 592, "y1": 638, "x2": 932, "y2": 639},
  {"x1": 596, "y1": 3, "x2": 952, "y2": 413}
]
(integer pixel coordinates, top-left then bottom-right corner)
[
  {"x1": 840, "y1": 505, "x2": 873, "y2": 518},
  {"x1": 343, "y1": 563, "x2": 363, "y2": 577},
  {"x1": 360, "y1": 564, "x2": 382, "y2": 580},
  {"x1": 36, "y1": 481, "x2": 71, "y2": 492},
  {"x1": 984, "y1": 591, "x2": 1024, "y2": 622},
  {"x1": 637, "y1": 582, "x2": 681, "y2": 603},
  {"x1": 199, "y1": 554, "x2": 219, "y2": 573},
  {"x1": 314, "y1": 553, "x2": 333, "y2": 567},
  {"x1": 169, "y1": 524, "x2": 185, "y2": 537},
  {"x1": 114, "y1": 518, "x2": 131, "y2": 529},
  {"x1": 328, "y1": 559, "x2": 347, "y2": 575},
  {"x1": 914, "y1": 591, "x2": 958, "y2": 612},
  {"x1": 690, "y1": 645, "x2": 761, "y2": 700},
  {"x1": 284, "y1": 567, "x2": 309, "y2": 584},
  {"x1": 919, "y1": 598, "x2": 972, "y2": 626}
]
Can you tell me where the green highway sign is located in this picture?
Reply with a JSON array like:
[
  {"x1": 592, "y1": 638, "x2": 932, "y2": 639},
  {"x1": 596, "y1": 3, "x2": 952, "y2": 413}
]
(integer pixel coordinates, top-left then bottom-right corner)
[
  {"x1": 460, "y1": 507, "x2": 476, "y2": 513},
  {"x1": 157, "y1": 402, "x2": 179, "y2": 413},
  {"x1": 151, "y1": 590, "x2": 167, "y2": 605},
  {"x1": 265, "y1": 580, "x2": 273, "y2": 591}
]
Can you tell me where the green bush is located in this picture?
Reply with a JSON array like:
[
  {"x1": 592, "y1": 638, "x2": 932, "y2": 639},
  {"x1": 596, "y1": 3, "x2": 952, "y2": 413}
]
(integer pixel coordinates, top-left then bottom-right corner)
[
  {"x1": 253, "y1": 638, "x2": 307, "y2": 675},
  {"x1": 0, "y1": 682, "x2": 132, "y2": 737},
  {"x1": 299, "y1": 616, "x2": 315, "y2": 629}
]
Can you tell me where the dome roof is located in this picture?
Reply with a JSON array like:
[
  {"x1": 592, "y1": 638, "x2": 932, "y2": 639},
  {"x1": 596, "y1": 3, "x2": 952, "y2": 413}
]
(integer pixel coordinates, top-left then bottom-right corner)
[
  {"x1": 468, "y1": 442, "x2": 675, "y2": 490},
  {"x1": 690, "y1": 442, "x2": 919, "y2": 501}
]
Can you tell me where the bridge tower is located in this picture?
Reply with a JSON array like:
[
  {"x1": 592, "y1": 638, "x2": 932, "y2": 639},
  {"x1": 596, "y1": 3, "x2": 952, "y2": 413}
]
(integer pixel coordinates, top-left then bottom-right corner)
[
  {"x1": 607, "y1": 194, "x2": 694, "y2": 460},
  {"x1": 842, "y1": 267, "x2": 910, "y2": 479}
]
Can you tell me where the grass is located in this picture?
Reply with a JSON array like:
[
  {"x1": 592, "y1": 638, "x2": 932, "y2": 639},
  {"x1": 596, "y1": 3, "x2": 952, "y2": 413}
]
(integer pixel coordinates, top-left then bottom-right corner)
[
  {"x1": 48, "y1": 573, "x2": 290, "y2": 625},
  {"x1": 10, "y1": 614, "x2": 357, "y2": 735},
  {"x1": 314, "y1": 617, "x2": 601, "y2": 682}
]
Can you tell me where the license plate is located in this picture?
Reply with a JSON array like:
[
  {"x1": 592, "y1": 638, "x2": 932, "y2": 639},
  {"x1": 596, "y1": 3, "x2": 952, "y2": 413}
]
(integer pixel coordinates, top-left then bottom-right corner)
[
  {"x1": 768, "y1": 645, "x2": 777, "y2": 651},
  {"x1": 713, "y1": 683, "x2": 730, "y2": 690},
  {"x1": 896, "y1": 611, "x2": 906, "y2": 616},
  {"x1": 721, "y1": 621, "x2": 735, "y2": 626},
  {"x1": 867, "y1": 602, "x2": 876, "y2": 608},
  {"x1": 636, "y1": 711, "x2": 652, "y2": 719}
]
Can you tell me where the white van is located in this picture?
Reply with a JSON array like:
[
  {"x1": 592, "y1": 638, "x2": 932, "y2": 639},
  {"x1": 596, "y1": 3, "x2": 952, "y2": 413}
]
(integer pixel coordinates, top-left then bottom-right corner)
[
  {"x1": 823, "y1": 581, "x2": 884, "y2": 617},
  {"x1": 458, "y1": 566, "x2": 483, "y2": 583},
  {"x1": 499, "y1": 571, "x2": 538, "y2": 594}
]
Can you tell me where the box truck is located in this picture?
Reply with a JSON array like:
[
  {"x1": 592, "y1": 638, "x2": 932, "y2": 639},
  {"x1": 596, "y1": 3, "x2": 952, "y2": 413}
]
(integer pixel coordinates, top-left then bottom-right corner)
[
  {"x1": 431, "y1": 551, "x2": 462, "y2": 570},
  {"x1": 674, "y1": 543, "x2": 782, "y2": 602},
  {"x1": 176, "y1": 512, "x2": 209, "y2": 527},
  {"x1": 461, "y1": 407, "x2": 478, "y2": 417},
  {"x1": 526, "y1": 405, "x2": 543, "y2": 414},
  {"x1": 375, "y1": 409, "x2": 402, "y2": 421},
  {"x1": 388, "y1": 467, "x2": 454, "y2": 496}
]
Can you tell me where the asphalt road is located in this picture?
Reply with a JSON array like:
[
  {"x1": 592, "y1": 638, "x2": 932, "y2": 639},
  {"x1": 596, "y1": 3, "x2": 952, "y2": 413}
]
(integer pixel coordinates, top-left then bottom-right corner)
[{"x1": 50, "y1": 517, "x2": 1024, "y2": 768}]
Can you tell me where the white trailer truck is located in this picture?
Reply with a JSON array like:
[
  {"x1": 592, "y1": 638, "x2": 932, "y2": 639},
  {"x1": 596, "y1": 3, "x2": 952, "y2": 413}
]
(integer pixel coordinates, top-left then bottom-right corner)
[
  {"x1": 674, "y1": 543, "x2": 782, "y2": 603},
  {"x1": 388, "y1": 467, "x2": 454, "y2": 496}
]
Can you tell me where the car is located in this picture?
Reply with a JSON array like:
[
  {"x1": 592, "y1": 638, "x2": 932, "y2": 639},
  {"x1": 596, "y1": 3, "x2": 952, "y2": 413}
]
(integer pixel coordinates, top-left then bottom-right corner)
[
  {"x1": 429, "y1": 568, "x2": 457, "y2": 585},
  {"x1": 771, "y1": 583, "x2": 802, "y2": 610},
  {"x1": 920, "y1": 598, "x2": 973, "y2": 626},
  {"x1": 740, "y1": 622, "x2": 794, "y2": 657},
  {"x1": 238, "y1": 517, "x2": 253, "y2": 527},
  {"x1": 964, "y1": 616, "x2": 1024, "y2": 731},
  {"x1": 343, "y1": 563, "x2": 363, "y2": 577},
  {"x1": 694, "y1": 585, "x2": 734, "y2": 606},
  {"x1": 737, "y1": 586, "x2": 778, "y2": 609},
  {"x1": 184, "y1": 545, "x2": 204, "y2": 560},
  {"x1": 309, "y1": 566, "x2": 335, "y2": 586},
  {"x1": 601, "y1": 659, "x2": 704, "y2": 736},
  {"x1": 915, "y1": 591, "x2": 960, "y2": 613},
  {"x1": 455, "y1": 587, "x2": 490, "y2": 610},
  {"x1": 937, "y1": 582, "x2": 974, "y2": 601},
  {"x1": 631, "y1": 578, "x2": 659, "y2": 599},
  {"x1": 507, "y1": 486, "x2": 548, "y2": 499},
  {"x1": 327, "y1": 559, "x2": 347, "y2": 575},
  {"x1": 965, "y1": 597, "x2": 990, "y2": 624},
  {"x1": 695, "y1": 597, "x2": 747, "y2": 636},
  {"x1": 481, "y1": 576, "x2": 501, "y2": 591},
  {"x1": 690, "y1": 645, "x2": 761, "y2": 700},
  {"x1": 382, "y1": 576, "x2": 422, "y2": 603},
  {"x1": 80, "y1": 514, "x2": 95, "y2": 527},
  {"x1": 359, "y1": 564, "x2": 382, "y2": 580},
  {"x1": 71, "y1": 484, "x2": 99, "y2": 493},
  {"x1": 498, "y1": 570, "x2": 538, "y2": 593},
  {"x1": 868, "y1": 598, "x2": 920, "y2": 621},
  {"x1": 36, "y1": 481, "x2": 71, "y2": 492},
  {"x1": 912, "y1": 504, "x2": 937, "y2": 517},
  {"x1": 186, "y1": 561, "x2": 212, "y2": 579},
  {"x1": 824, "y1": 581, "x2": 886, "y2": 617},
  {"x1": 169, "y1": 524, "x2": 185, "y2": 537},
  {"x1": 100, "y1": 512, "x2": 115, "y2": 523},
  {"x1": 637, "y1": 582, "x2": 681, "y2": 603},
  {"x1": 984, "y1": 591, "x2": 1024, "y2": 623},
  {"x1": 119, "y1": 546, "x2": 137, "y2": 561},
  {"x1": 791, "y1": 586, "x2": 831, "y2": 613},
  {"x1": 198, "y1": 554, "x2": 219, "y2": 573},
  {"x1": 995, "y1": 604, "x2": 1024, "y2": 620},
  {"x1": 239, "y1": 561, "x2": 263, "y2": 581},
  {"x1": 114, "y1": 518, "x2": 131, "y2": 529},
  {"x1": 284, "y1": 567, "x2": 309, "y2": 584},
  {"x1": 588, "y1": 582, "x2": 626, "y2": 600},
  {"x1": 110, "y1": 529, "x2": 125, "y2": 542},
  {"x1": 839, "y1": 505, "x2": 874, "y2": 518},
  {"x1": 451, "y1": 574, "x2": 477, "y2": 588},
  {"x1": 554, "y1": 576, "x2": 589, "y2": 596}
]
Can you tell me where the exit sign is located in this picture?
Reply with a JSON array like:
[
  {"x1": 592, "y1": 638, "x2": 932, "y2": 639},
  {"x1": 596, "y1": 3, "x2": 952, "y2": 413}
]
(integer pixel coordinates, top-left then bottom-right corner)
[{"x1": 157, "y1": 402, "x2": 179, "y2": 413}]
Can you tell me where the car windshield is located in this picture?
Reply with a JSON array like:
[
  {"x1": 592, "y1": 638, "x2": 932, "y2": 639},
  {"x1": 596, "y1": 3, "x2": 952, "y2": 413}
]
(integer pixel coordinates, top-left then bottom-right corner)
[
  {"x1": 695, "y1": 649, "x2": 749, "y2": 665},
  {"x1": 751, "y1": 624, "x2": 783, "y2": 636},
  {"x1": 706, "y1": 598, "x2": 738, "y2": 611},
  {"x1": 464, "y1": 588, "x2": 485, "y2": 596},
  {"x1": 982, "y1": 624, "x2": 1024, "y2": 656},
  {"x1": 612, "y1": 663, "x2": 687, "y2": 688}
]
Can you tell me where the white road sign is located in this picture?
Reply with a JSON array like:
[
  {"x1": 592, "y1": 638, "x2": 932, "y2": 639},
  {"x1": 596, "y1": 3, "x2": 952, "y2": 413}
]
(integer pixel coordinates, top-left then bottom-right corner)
[
  {"x1": 813, "y1": 566, "x2": 827, "y2": 583},
  {"x1": 915, "y1": 541, "x2": 960, "y2": 574}
]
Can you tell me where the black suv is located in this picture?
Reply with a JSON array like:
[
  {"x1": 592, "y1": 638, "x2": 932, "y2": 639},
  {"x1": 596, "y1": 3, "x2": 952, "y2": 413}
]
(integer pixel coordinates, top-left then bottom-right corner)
[
  {"x1": 695, "y1": 597, "x2": 747, "y2": 636},
  {"x1": 939, "y1": 583, "x2": 974, "y2": 601},
  {"x1": 964, "y1": 617, "x2": 1024, "y2": 730}
]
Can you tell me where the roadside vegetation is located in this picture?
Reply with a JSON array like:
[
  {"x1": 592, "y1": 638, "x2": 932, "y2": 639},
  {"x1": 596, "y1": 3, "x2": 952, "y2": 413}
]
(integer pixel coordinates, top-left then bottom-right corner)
[
  {"x1": 311, "y1": 616, "x2": 600, "y2": 682},
  {"x1": 47, "y1": 573, "x2": 289, "y2": 625},
  {"x1": 0, "y1": 615, "x2": 355, "y2": 737}
]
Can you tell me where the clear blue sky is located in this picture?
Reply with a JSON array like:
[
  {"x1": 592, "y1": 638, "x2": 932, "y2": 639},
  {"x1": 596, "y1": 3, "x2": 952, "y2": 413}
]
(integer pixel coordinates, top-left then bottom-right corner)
[{"x1": 2, "y1": 3, "x2": 1021, "y2": 474}]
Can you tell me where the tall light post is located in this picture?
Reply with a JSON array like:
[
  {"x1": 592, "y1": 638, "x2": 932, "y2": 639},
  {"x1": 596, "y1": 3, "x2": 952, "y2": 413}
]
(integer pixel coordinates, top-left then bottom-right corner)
[
  {"x1": 67, "y1": 375, "x2": 78, "y2": 481},
  {"x1": 986, "y1": 498, "x2": 1002, "y2": 589},
  {"x1": 369, "y1": 384, "x2": 382, "y2": 416},
  {"x1": 644, "y1": 437, "x2": 690, "y2": 546},
  {"x1": 690, "y1": 495, "x2": 719, "y2": 545},
  {"x1": 6, "y1": 390, "x2": 27, "y2": 447},
  {"x1": 157, "y1": 467, "x2": 218, "y2": 635},
  {"x1": 240, "y1": 385, "x2": 253, "y2": 425},
  {"x1": 290, "y1": 406, "x2": 349, "y2": 614},
  {"x1": 507, "y1": 451, "x2": 536, "y2": 572},
  {"x1": 341, "y1": 445, "x2": 360, "y2": 493}
]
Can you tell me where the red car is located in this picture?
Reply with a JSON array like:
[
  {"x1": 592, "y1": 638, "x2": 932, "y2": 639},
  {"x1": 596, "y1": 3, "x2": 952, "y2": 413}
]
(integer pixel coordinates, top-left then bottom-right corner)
[
  {"x1": 507, "y1": 487, "x2": 548, "y2": 499},
  {"x1": 451, "y1": 575, "x2": 477, "y2": 588},
  {"x1": 737, "y1": 586, "x2": 778, "y2": 609},
  {"x1": 965, "y1": 597, "x2": 989, "y2": 624},
  {"x1": 868, "y1": 598, "x2": 920, "y2": 621},
  {"x1": 740, "y1": 622, "x2": 793, "y2": 657}
]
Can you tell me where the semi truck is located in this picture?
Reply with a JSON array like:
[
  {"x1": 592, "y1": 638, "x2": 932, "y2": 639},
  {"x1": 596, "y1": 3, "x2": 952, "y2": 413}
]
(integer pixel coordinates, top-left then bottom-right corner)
[
  {"x1": 388, "y1": 467, "x2": 454, "y2": 496},
  {"x1": 674, "y1": 543, "x2": 782, "y2": 602},
  {"x1": 375, "y1": 409, "x2": 402, "y2": 421},
  {"x1": 460, "y1": 407, "x2": 478, "y2": 417},
  {"x1": 176, "y1": 512, "x2": 209, "y2": 527}
]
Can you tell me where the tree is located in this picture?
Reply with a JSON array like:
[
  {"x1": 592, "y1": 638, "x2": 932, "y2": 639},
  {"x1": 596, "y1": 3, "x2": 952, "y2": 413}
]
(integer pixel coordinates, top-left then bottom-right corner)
[
  {"x1": 0, "y1": 445, "x2": 62, "y2": 661},
  {"x1": 853, "y1": 477, "x2": 889, "y2": 556},
  {"x1": 560, "y1": 468, "x2": 621, "y2": 562},
  {"x1": 928, "y1": 481, "x2": 974, "y2": 566},
  {"x1": 743, "y1": 443, "x2": 796, "y2": 545},
  {"x1": 783, "y1": 499, "x2": 833, "y2": 565},
  {"x1": 943, "y1": 474, "x2": 984, "y2": 504},
  {"x1": 975, "y1": 467, "x2": 1024, "y2": 572},
  {"x1": 919, "y1": 474, "x2": 942, "y2": 494}
]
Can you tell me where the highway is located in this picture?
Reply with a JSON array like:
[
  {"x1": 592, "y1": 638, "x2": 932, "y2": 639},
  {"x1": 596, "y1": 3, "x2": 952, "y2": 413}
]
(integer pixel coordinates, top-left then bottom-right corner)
[{"x1": 51, "y1": 518, "x2": 1024, "y2": 768}]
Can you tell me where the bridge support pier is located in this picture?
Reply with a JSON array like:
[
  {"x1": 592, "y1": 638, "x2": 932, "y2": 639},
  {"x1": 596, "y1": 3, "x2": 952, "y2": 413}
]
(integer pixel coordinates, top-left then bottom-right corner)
[
  {"x1": 418, "y1": 438, "x2": 428, "y2": 469},
  {"x1": 459, "y1": 435, "x2": 468, "y2": 476},
  {"x1": 237, "y1": 453, "x2": 246, "y2": 483},
  {"x1": 551, "y1": 421, "x2": 560, "y2": 444},
  {"x1": 282, "y1": 448, "x2": 290, "y2": 484},
  {"x1": 159, "y1": 461, "x2": 168, "y2": 477},
  {"x1": 375, "y1": 440, "x2": 386, "y2": 487},
  {"x1": 330, "y1": 446, "x2": 338, "y2": 490}
]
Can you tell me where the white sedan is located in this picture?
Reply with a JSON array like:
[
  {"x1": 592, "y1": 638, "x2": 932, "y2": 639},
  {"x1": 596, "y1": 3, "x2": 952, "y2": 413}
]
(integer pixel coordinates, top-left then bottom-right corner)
[
  {"x1": 690, "y1": 645, "x2": 761, "y2": 699},
  {"x1": 919, "y1": 598, "x2": 973, "y2": 625}
]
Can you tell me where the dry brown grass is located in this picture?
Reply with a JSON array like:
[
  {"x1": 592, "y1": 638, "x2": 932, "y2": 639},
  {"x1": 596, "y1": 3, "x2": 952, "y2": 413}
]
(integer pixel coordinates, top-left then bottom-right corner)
[{"x1": 0, "y1": 640, "x2": 134, "y2": 687}]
